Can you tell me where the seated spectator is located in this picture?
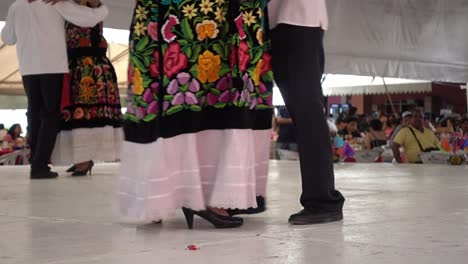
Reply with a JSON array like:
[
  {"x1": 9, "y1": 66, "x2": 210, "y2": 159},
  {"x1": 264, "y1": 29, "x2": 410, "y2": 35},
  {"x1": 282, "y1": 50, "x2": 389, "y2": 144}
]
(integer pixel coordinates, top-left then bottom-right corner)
[
  {"x1": 380, "y1": 114, "x2": 393, "y2": 139},
  {"x1": 3, "y1": 124, "x2": 25, "y2": 148},
  {"x1": 392, "y1": 110, "x2": 440, "y2": 163},
  {"x1": 0, "y1": 124, "x2": 7, "y2": 140},
  {"x1": 338, "y1": 116, "x2": 362, "y2": 139},
  {"x1": 335, "y1": 117, "x2": 347, "y2": 132},
  {"x1": 364, "y1": 119, "x2": 388, "y2": 149},
  {"x1": 462, "y1": 118, "x2": 468, "y2": 137},
  {"x1": 275, "y1": 106, "x2": 298, "y2": 156},
  {"x1": 437, "y1": 117, "x2": 456, "y2": 134},
  {"x1": 358, "y1": 114, "x2": 370, "y2": 133},
  {"x1": 390, "y1": 111, "x2": 412, "y2": 146}
]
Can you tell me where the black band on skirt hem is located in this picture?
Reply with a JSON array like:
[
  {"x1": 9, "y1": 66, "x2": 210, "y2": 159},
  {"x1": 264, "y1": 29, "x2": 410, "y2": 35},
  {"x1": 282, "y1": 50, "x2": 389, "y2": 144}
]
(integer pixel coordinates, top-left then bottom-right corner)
[{"x1": 124, "y1": 108, "x2": 273, "y2": 143}]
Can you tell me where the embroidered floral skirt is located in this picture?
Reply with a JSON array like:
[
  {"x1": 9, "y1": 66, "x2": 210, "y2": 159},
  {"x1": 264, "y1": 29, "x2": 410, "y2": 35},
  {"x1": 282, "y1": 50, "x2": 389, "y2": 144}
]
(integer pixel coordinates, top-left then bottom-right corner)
[
  {"x1": 52, "y1": 52, "x2": 123, "y2": 165},
  {"x1": 118, "y1": 0, "x2": 274, "y2": 220}
]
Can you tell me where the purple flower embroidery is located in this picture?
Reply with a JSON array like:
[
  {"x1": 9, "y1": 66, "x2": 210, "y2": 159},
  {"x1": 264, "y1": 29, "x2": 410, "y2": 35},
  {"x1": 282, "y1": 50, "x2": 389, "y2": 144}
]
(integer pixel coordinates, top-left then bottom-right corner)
[
  {"x1": 151, "y1": 82, "x2": 159, "y2": 93},
  {"x1": 219, "y1": 90, "x2": 231, "y2": 103},
  {"x1": 241, "y1": 90, "x2": 250, "y2": 102},
  {"x1": 136, "y1": 106, "x2": 146, "y2": 119},
  {"x1": 142, "y1": 89, "x2": 153, "y2": 103},
  {"x1": 189, "y1": 79, "x2": 200, "y2": 92},
  {"x1": 216, "y1": 76, "x2": 229, "y2": 91},
  {"x1": 258, "y1": 82, "x2": 268, "y2": 93},
  {"x1": 163, "y1": 101, "x2": 170, "y2": 111},
  {"x1": 207, "y1": 93, "x2": 218, "y2": 106},
  {"x1": 172, "y1": 92, "x2": 185, "y2": 105},
  {"x1": 249, "y1": 98, "x2": 257, "y2": 109},
  {"x1": 177, "y1": 72, "x2": 191, "y2": 85},
  {"x1": 185, "y1": 92, "x2": 198, "y2": 105},
  {"x1": 167, "y1": 79, "x2": 179, "y2": 95},
  {"x1": 126, "y1": 103, "x2": 136, "y2": 114},
  {"x1": 265, "y1": 95, "x2": 273, "y2": 106},
  {"x1": 147, "y1": 101, "x2": 159, "y2": 114},
  {"x1": 199, "y1": 96, "x2": 206, "y2": 106},
  {"x1": 232, "y1": 91, "x2": 240, "y2": 102}
]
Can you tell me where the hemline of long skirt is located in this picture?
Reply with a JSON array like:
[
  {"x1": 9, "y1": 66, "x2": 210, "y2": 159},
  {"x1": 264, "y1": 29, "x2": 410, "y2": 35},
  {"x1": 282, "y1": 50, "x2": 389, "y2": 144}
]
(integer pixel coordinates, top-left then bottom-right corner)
[{"x1": 117, "y1": 128, "x2": 271, "y2": 221}]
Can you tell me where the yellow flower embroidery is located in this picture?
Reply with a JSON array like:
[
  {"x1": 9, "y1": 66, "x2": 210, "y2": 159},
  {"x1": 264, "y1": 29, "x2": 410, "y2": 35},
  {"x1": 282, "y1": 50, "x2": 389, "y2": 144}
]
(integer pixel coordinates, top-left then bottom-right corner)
[
  {"x1": 82, "y1": 57, "x2": 93, "y2": 66},
  {"x1": 182, "y1": 4, "x2": 198, "y2": 19},
  {"x1": 79, "y1": 76, "x2": 96, "y2": 102},
  {"x1": 256, "y1": 8, "x2": 263, "y2": 19},
  {"x1": 242, "y1": 11, "x2": 256, "y2": 27},
  {"x1": 253, "y1": 59, "x2": 264, "y2": 86},
  {"x1": 198, "y1": 50, "x2": 221, "y2": 84},
  {"x1": 132, "y1": 68, "x2": 144, "y2": 95},
  {"x1": 135, "y1": 6, "x2": 149, "y2": 21},
  {"x1": 214, "y1": 7, "x2": 227, "y2": 23},
  {"x1": 196, "y1": 20, "x2": 220, "y2": 41},
  {"x1": 134, "y1": 22, "x2": 148, "y2": 37},
  {"x1": 199, "y1": 0, "x2": 214, "y2": 15},
  {"x1": 256, "y1": 28, "x2": 264, "y2": 45},
  {"x1": 215, "y1": 0, "x2": 225, "y2": 5}
]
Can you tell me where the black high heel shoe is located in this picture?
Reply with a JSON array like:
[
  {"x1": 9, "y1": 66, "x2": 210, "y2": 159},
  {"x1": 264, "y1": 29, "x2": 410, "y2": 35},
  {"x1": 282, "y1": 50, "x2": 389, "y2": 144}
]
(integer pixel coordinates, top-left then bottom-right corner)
[
  {"x1": 66, "y1": 165, "x2": 77, "y2": 173},
  {"x1": 72, "y1": 161, "x2": 94, "y2": 177},
  {"x1": 182, "y1": 208, "x2": 244, "y2": 229}
]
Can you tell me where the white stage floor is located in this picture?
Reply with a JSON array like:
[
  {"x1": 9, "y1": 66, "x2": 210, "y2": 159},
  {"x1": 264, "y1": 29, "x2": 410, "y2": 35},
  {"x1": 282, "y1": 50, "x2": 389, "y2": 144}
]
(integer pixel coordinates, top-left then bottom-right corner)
[{"x1": 0, "y1": 162, "x2": 467, "y2": 264}]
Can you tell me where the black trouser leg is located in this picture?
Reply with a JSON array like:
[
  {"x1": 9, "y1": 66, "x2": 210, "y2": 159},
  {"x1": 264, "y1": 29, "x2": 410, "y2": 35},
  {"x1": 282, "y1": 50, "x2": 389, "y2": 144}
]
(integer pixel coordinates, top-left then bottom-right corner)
[
  {"x1": 272, "y1": 25, "x2": 345, "y2": 212},
  {"x1": 22, "y1": 74, "x2": 63, "y2": 174}
]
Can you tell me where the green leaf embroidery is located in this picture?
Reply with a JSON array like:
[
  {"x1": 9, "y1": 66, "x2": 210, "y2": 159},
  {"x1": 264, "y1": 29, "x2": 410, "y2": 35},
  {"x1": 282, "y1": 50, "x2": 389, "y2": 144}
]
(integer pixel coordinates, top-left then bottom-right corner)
[
  {"x1": 180, "y1": 83, "x2": 189, "y2": 92},
  {"x1": 189, "y1": 105, "x2": 202, "y2": 112},
  {"x1": 136, "y1": 36, "x2": 149, "y2": 52},
  {"x1": 131, "y1": 56, "x2": 148, "y2": 73},
  {"x1": 166, "y1": 105, "x2": 184, "y2": 115},
  {"x1": 212, "y1": 43, "x2": 225, "y2": 58},
  {"x1": 164, "y1": 95, "x2": 174, "y2": 101},
  {"x1": 262, "y1": 71, "x2": 274, "y2": 82},
  {"x1": 178, "y1": 39, "x2": 189, "y2": 46},
  {"x1": 219, "y1": 64, "x2": 231, "y2": 77},
  {"x1": 181, "y1": 18, "x2": 194, "y2": 40},
  {"x1": 210, "y1": 88, "x2": 221, "y2": 96},
  {"x1": 251, "y1": 48, "x2": 263, "y2": 64},
  {"x1": 162, "y1": 75, "x2": 170, "y2": 87},
  {"x1": 214, "y1": 102, "x2": 227, "y2": 109},
  {"x1": 256, "y1": 104, "x2": 272, "y2": 110},
  {"x1": 189, "y1": 64, "x2": 198, "y2": 78},
  {"x1": 143, "y1": 113, "x2": 157, "y2": 122},
  {"x1": 125, "y1": 113, "x2": 139, "y2": 123},
  {"x1": 190, "y1": 44, "x2": 202, "y2": 63},
  {"x1": 259, "y1": 91, "x2": 272, "y2": 99}
]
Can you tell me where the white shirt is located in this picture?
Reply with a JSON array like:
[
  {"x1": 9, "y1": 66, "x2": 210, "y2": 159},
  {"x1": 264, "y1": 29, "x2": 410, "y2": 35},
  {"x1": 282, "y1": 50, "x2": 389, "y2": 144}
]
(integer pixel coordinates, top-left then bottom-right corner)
[
  {"x1": 1, "y1": 0, "x2": 109, "y2": 76},
  {"x1": 268, "y1": 0, "x2": 329, "y2": 30}
]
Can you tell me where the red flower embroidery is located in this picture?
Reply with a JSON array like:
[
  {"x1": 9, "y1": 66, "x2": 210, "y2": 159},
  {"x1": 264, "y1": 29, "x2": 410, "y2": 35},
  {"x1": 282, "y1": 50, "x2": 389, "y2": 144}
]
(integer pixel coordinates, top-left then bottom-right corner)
[
  {"x1": 150, "y1": 51, "x2": 160, "y2": 78},
  {"x1": 261, "y1": 53, "x2": 272, "y2": 75},
  {"x1": 229, "y1": 46, "x2": 238, "y2": 69},
  {"x1": 164, "y1": 43, "x2": 188, "y2": 79},
  {"x1": 162, "y1": 15, "x2": 180, "y2": 43},
  {"x1": 238, "y1": 41, "x2": 250, "y2": 72},
  {"x1": 234, "y1": 14, "x2": 246, "y2": 40}
]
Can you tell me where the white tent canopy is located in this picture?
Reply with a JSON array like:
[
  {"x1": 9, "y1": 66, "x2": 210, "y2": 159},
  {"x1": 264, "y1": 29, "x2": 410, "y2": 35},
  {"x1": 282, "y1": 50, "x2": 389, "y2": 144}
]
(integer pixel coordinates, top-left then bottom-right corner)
[
  {"x1": 1, "y1": 0, "x2": 467, "y2": 83},
  {"x1": 321, "y1": 75, "x2": 432, "y2": 96}
]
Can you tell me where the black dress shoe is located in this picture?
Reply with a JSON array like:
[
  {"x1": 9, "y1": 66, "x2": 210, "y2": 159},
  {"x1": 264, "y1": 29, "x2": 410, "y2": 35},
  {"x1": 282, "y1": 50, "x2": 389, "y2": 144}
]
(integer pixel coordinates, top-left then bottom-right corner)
[
  {"x1": 289, "y1": 209, "x2": 343, "y2": 225},
  {"x1": 227, "y1": 196, "x2": 266, "y2": 216},
  {"x1": 30, "y1": 170, "x2": 59, "y2": 180}
]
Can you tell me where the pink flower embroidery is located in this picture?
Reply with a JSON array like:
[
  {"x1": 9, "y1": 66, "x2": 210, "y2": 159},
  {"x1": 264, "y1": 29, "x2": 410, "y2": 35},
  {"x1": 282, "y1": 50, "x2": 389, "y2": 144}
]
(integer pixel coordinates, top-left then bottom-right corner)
[{"x1": 148, "y1": 22, "x2": 158, "y2": 41}]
